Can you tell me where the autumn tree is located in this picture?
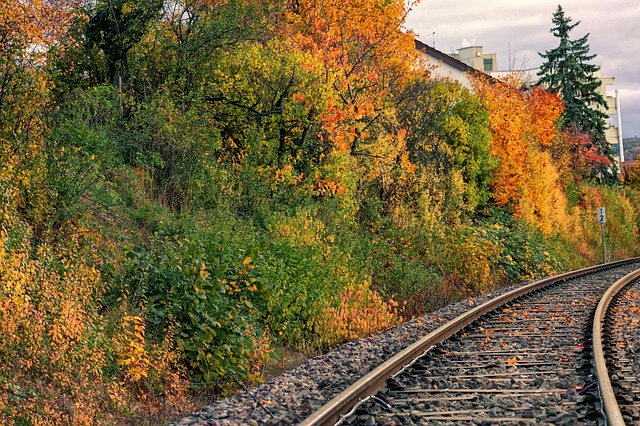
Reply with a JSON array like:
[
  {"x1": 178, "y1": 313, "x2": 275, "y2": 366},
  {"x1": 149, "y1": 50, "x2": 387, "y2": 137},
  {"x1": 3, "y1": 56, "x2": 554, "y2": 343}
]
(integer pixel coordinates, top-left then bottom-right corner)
[
  {"x1": 537, "y1": 5, "x2": 614, "y2": 182},
  {"x1": 472, "y1": 75, "x2": 528, "y2": 208},
  {"x1": 472, "y1": 74, "x2": 574, "y2": 234},
  {"x1": 275, "y1": 0, "x2": 420, "y2": 160},
  {"x1": 0, "y1": 0, "x2": 80, "y2": 235},
  {"x1": 0, "y1": 0, "x2": 77, "y2": 136},
  {"x1": 204, "y1": 40, "x2": 335, "y2": 168}
]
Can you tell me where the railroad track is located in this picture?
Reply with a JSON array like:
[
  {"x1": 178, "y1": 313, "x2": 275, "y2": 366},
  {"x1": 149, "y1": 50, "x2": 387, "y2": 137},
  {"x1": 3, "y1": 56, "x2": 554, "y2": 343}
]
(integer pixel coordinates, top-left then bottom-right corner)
[
  {"x1": 301, "y1": 259, "x2": 640, "y2": 425},
  {"x1": 594, "y1": 268, "x2": 640, "y2": 425}
]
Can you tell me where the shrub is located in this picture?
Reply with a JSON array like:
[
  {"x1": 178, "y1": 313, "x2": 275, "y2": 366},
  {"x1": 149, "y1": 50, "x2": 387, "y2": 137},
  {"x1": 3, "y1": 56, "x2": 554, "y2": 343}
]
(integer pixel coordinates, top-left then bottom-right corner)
[
  {"x1": 314, "y1": 280, "x2": 401, "y2": 349},
  {"x1": 476, "y1": 211, "x2": 565, "y2": 283},
  {"x1": 0, "y1": 218, "x2": 108, "y2": 424},
  {"x1": 114, "y1": 227, "x2": 271, "y2": 386},
  {"x1": 260, "y1": 209, "x2": 340, "y2": 350},
  {"x1": 596, "y1": 186, "x2": 639, "y2": 260}
]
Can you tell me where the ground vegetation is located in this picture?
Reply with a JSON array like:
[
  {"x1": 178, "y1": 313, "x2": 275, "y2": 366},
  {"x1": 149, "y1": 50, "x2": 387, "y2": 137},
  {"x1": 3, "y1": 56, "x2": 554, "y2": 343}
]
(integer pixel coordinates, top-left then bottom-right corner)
[{"x1": 1, "y1": 0, "x2": 639, "y2": 423}]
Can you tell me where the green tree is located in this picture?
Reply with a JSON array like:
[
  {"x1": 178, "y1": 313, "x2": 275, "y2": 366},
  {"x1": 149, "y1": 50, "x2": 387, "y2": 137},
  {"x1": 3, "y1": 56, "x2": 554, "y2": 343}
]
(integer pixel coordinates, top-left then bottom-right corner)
[
  {"x1": 398, "y1": 79, "x2": 496, "y2": 214},
  {"x1": 85, "y1": 0, "x2": 164, "y2": 86},
  {"x1": 537, "y1": 5, "x2": 614, "y2": 183},
  {"x1": 146, "y1": 0, "x2": 267, "y2": 104}
]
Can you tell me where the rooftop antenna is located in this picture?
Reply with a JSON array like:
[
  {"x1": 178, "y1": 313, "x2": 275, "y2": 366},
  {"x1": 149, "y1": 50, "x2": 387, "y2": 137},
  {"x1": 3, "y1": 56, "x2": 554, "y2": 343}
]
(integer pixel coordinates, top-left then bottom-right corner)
[{"x1": 432, "y1": 32, "x2": 436, "y2": 48}]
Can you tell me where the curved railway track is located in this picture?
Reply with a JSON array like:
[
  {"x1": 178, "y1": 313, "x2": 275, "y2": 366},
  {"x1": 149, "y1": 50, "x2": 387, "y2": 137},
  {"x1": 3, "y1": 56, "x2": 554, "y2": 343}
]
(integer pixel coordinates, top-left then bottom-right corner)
[
  {"x1": 301, "y1": 259, "x2": 640, "y2": 425},
  {"x1": 593, "y1": 269, "x2": 640, "y2": 425}
]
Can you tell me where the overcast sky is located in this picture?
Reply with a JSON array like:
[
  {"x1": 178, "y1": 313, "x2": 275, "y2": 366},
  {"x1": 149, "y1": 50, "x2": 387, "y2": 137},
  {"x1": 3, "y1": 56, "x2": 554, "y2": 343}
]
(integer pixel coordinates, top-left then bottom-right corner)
[{"x1": 405, "y1": 0, "x2": 640, "y2": 138}]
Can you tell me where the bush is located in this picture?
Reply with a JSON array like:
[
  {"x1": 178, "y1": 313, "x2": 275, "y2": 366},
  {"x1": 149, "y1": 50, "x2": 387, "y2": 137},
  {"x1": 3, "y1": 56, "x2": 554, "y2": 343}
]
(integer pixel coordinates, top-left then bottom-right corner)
[
  {"x1": 0, "y1": 217, "x2": 108, "y2": 424},
  {"x1": 313, "y1": 280, "x2": 401, "y2": 349},
  {"x1": 114, "y1": 225, "x2": 271, "y2": 386},
  {"x1": 596, "y1": 186, "x2": 639, "y2": 261},
  {"x1": 259, "y1": 208, "x2": 343, "y2": 350},
  {"x1": 476, "y1": 211, "x2": 565, "y2": 283}
]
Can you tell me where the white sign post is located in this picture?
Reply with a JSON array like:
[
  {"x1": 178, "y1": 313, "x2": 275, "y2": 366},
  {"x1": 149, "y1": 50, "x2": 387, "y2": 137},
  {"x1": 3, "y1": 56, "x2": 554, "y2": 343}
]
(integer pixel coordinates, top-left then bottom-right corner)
[{"x1": 597, "y1": 207, "x2": 606, "y2": 264}]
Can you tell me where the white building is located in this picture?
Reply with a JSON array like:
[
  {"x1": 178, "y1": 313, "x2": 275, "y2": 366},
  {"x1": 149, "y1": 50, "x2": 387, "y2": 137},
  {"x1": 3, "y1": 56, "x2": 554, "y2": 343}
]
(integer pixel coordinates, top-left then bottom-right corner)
[{"x1": 414, "y1": 39, "x2": 488, "y2": 90}]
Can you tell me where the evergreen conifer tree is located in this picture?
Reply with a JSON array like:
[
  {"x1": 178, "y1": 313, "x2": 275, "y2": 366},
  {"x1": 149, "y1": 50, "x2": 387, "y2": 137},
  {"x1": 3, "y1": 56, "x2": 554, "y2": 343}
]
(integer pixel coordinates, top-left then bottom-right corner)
[{"x1": 538, "y1": 5, "x2": 616, "y2": 183}]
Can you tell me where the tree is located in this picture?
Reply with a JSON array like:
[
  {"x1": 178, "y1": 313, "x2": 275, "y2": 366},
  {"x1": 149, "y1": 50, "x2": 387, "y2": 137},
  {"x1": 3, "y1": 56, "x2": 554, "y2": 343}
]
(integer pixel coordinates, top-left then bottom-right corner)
[
  {"x1": 537, "y1": 5, "x2": 614, "y2": 182},
  {"x1": 398, "y1": 78, "x2": 496, "y2": 213},
  {"x1": 147, "y1": 0, "x2": 267, "y2": 103},
  {"x1": 275, "y1": 0, "x2": 419, "y2": 157},
  {"x1": 472, "y1": 74, "x2": 573, "y2": 234},
  {"x1": 85, "y1": 0, "x2": 164, "y2": 86},
  {"x1": 0, "y1": 0, "x2": 79, "y2": 238}
]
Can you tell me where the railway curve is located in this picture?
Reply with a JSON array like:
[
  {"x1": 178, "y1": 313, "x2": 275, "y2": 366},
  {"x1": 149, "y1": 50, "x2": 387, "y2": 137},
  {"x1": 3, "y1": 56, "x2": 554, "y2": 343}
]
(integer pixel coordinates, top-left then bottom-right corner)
[{"x1": 303, "y1": 259, "x2": 640, "y2": 425}]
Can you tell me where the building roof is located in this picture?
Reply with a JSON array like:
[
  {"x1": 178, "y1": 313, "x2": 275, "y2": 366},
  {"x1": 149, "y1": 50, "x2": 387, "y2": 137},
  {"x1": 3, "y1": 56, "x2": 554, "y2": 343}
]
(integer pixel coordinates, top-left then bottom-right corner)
[{"x1": 414, "y1": 39, "x2": 494, "y2": 81}]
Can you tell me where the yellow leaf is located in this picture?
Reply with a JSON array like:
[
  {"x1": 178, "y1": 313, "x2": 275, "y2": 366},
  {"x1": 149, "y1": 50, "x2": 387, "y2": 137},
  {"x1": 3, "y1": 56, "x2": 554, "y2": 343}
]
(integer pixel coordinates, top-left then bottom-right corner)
[
  {"x1": 507, "y1": 356, "x2": 518, "y2": 365},
  {"x1": 243, "y1": 257, "x2": 252, "y2": 265},
  {"x1": 199, "y1": 263, "x2": 208, "y2": 279}
]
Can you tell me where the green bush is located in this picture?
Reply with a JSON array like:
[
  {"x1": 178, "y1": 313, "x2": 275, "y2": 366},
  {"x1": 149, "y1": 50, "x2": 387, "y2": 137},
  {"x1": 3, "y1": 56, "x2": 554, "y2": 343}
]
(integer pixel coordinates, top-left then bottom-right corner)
[
  {"x1": 259, "y1": 208, "x2": 346, "y2": 350},
  {"x1": 476, "y1": 210, "x2": 565, "y2": 282},
  {"x1": 600, "y1": 186, "x2": 639, "y2": 260},
  {"x1": 113, "y1": 223, "x2": 269, "y2": 385}
]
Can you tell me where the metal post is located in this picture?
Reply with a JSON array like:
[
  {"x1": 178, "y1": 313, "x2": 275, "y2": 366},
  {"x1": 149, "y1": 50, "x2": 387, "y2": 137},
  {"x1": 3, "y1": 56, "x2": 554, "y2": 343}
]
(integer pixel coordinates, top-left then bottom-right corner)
[
  {"x1": 597, "y1": 207, "x2": 607, "y2": 264},
  {"x1": 600, "y1": 223, "x2": 607, "y2": 264}
]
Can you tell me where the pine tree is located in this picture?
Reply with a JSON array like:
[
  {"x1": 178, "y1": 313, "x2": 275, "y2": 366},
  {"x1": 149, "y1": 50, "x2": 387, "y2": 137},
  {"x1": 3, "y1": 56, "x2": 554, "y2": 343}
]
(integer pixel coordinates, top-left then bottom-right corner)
[{"x1": 537, "y1": 5, "x2": 615, "y2": 183}]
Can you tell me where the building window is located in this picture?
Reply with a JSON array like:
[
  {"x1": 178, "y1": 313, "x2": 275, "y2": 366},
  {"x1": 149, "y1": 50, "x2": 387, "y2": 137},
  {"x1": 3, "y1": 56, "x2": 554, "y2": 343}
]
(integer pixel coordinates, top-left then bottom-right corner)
[{"x1": 483, "y1": 58, "x2": 493, "y2": 72}]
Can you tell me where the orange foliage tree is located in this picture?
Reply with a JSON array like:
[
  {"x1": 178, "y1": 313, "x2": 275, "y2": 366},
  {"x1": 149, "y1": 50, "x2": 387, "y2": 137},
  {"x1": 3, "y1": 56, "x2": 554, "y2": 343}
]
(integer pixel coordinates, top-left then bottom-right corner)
[
  {"x1": 272, "y1": 0, "x2": 421, "y2": 159},
  {"x1": 471, "y1": 75, "x2": 530, "y2": 208},
  {"x1": 472, "y1": 74, "x2": 573, "y2": 234},
  {"x1": 523, "y1": 86, "x2": 564, "y2": 148}
]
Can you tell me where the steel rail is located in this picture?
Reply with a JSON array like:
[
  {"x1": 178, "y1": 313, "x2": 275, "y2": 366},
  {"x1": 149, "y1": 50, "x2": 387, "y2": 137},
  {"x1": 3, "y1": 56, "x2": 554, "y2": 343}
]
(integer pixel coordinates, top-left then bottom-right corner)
[
  {"x1": 592, "y1": 268, "x2": 640, "y2": 426},
  {"x1": 300, "y1": 258, "x2": 640, "y2": 426}
]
